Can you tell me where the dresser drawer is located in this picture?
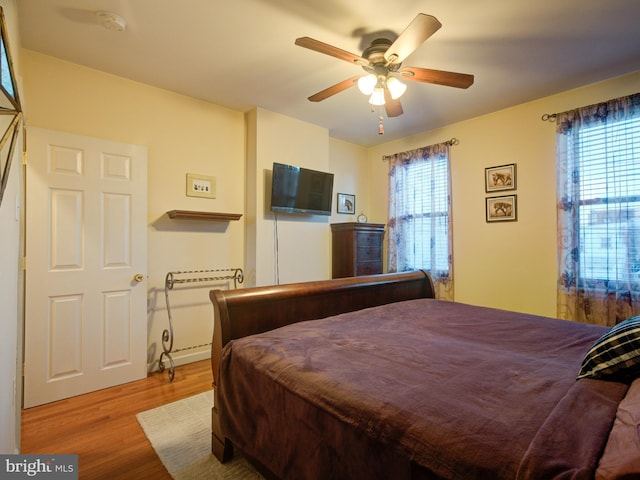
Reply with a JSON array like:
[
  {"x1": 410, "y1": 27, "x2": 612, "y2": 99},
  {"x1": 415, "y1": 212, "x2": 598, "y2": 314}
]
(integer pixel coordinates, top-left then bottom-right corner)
[
  {"x1": 356, "y1": 232, "x2": 381, "y2": 247},
  {"x1": 356, "y1": 261, "x2": 382, "y2": 275},
  {"x1": 357, "y1": 245, "x2": 381, "y2": 261}
]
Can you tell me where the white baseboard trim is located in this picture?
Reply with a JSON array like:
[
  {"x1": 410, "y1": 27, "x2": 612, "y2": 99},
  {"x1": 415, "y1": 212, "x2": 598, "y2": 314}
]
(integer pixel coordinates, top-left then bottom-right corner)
[{"x1": 147, "y1": 349, "x2": 211, "y2": 373}]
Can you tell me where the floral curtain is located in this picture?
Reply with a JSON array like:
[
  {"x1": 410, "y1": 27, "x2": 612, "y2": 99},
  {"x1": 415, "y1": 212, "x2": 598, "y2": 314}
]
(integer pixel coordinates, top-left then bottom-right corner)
[
  {"x1": 387, "y1": 142, "x2": 453, "y2": 300},
  {"x1": 556, "y1": 92, "x2": 640, "y2": 326}
]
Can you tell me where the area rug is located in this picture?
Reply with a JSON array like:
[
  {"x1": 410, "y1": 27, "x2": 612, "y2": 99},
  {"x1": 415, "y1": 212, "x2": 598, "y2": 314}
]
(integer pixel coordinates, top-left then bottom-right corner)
[{"x1": 136, "y1": 391, "x2": 263, "y2": 479}]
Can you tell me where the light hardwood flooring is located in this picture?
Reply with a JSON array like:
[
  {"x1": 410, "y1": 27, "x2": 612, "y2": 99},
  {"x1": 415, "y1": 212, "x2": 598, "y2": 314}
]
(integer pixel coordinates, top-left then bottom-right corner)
[{"x1": 21, "y1": 359, "x2": 213, "y2": 479}]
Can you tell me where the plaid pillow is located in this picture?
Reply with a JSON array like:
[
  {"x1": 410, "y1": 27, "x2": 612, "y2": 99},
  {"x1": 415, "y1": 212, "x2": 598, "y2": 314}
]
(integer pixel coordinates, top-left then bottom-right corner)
[{"x1": 577, "y1": 315, "x2": 640, "y2": 381}]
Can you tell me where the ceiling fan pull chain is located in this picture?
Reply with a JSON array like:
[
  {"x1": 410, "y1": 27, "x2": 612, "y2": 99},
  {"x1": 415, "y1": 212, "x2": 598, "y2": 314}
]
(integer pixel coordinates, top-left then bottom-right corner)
[{"x1": 378, "y1": 115, "x2": 384, "y2": 135}]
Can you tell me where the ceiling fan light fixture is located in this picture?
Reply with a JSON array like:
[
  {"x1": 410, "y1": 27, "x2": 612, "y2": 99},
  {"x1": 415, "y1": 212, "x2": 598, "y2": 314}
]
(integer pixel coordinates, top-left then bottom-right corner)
[
  {"x1": 294, "y1": 14, "x2": 475, "y2": 128},
  {"x1": 357, "y1": 74, "x2": 377, "y2": 95},
  {"x1": 369, "y1": 87, "x2": 386, "y2": 106},
  {"x1": 386, "y1": 77, "x2": 407, "y2": 99}
]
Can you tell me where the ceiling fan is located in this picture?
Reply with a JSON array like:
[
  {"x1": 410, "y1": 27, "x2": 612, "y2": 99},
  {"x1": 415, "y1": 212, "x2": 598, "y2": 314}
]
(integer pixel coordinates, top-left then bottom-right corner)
[{"x1": 295, "y1": 14, "x2": 474, "y2": 119}]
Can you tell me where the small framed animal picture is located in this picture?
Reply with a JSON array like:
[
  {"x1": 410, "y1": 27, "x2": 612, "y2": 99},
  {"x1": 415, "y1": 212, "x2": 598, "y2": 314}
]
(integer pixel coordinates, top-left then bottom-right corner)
[
  {"x1": 337, "y1": 193, "x2": 355, "y2": 214},
  {"x1": 486, "y1": 195, "x2": 517, "y2": 222},
  {"x1": 485, "y1": 164, "x2": 516, "y2": 192}
]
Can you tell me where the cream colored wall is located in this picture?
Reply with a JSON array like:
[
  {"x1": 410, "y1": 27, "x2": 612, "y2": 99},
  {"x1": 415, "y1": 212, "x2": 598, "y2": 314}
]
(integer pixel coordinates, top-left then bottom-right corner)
[
  {"x1": 246, "y1": 108, "x2": 333, "y2": 286},
  {"x1": 21, "y1": 50, "x2": 246, "y2": 370},
  {"x1": 328, "y1": 138, "x2": 369, "y2": 224},
  {"x1": 244, "y1": 111, "x2": 369, "y2": 286},
  {"x1": 368, "y1": 70, "x2": 640, "y2": 318}
]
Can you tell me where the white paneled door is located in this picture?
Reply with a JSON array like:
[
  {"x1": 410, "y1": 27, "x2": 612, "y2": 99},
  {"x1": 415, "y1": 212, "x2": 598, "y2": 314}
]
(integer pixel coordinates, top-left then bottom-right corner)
[{"x1": 24, "y1": 128, "x2": 147, "y2": 408}]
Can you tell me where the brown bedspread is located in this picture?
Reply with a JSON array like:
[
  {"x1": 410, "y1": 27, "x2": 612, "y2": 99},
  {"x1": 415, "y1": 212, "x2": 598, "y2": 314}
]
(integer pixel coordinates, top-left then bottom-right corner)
[{"x1": 217, "y1": 299, "x2": 628, "y2": 479}]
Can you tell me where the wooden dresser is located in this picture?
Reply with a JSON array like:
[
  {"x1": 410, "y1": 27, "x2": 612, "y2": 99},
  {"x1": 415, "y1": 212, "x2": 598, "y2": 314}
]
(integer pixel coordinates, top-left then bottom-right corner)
[{"x1": 330, "y1": 222, "x2": 385, "y2": 278}]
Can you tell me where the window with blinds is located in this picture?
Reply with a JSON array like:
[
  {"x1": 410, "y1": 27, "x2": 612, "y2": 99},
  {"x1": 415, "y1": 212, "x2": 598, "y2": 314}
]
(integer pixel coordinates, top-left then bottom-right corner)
[
  {"x1": 398, "y1": 156, "x2": 450, "y2": 274},
  {"x1": 576, "y1": 115, "x2": 640, "y2": 285}
]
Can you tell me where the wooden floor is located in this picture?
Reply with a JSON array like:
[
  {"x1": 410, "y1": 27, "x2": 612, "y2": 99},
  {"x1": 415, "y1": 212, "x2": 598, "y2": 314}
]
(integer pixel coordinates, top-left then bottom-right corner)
[{"x1": 21, "y1": 360, "x2": 213, "y2": 479}]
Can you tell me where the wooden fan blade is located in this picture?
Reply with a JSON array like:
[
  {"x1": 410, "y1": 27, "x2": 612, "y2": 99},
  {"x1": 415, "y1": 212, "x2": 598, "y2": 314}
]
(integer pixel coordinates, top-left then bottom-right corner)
[
  {"x1": 384, "y1": 89, "x2": 403, "y2": 117},
  {"x1": 295, "y1": 37, "x2": 367, "y2": 65},
  {"x1": 384, "y1": 14, "x2": 442, "y2": 64},
  {"x1": 399, "y1": 66, "x2": 474, "y2": 89},
  {"x1": 307, "y1": 76, "x2": 360, "y2": 102}
]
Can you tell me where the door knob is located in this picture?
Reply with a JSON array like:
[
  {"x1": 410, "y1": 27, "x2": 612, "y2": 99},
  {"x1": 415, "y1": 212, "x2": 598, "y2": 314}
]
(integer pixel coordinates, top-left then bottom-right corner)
[{"x1": 133, "y1": 273, "x2": 144, "y2": 283}]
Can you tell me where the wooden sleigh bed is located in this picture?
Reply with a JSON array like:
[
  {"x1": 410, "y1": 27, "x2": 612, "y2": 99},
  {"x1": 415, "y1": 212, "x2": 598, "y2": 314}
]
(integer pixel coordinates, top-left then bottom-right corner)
[{"x1": 209, "y1": 271, "x2": 640, "y2": 479}]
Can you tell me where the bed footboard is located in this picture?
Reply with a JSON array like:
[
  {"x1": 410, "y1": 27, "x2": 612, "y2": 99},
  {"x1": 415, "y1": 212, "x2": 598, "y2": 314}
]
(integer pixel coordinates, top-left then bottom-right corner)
[{"x1": 209, "y1": 270, "x2": 435, "y2": 462}]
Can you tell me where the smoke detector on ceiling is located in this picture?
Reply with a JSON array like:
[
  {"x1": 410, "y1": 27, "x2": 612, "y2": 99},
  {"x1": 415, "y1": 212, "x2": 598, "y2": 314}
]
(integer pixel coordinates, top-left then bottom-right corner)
[{"x1": 96, "y1": 11, "x2": 127, "y2": 32}]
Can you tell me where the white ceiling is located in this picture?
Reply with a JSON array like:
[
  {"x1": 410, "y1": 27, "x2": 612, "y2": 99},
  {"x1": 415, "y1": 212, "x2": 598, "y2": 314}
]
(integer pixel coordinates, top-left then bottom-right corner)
[{"x1": 16, "y1": 0, "x2": 640, "y2": 147}]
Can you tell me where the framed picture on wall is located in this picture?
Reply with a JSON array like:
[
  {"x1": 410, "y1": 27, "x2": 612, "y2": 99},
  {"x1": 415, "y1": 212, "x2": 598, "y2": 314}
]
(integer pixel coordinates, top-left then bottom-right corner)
[
  {"x1": 337, "y1": 193, "x2": 355, "y2": 214},
  {"x1": 485, "y1": 164, "x2": 516, "y2": 192},
  {"x1": 486, "y1": 195, "x2": 517, "y2": 222}
]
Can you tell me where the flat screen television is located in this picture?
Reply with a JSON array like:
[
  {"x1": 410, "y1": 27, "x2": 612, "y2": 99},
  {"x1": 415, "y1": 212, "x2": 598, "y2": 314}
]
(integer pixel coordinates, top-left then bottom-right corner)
[{"x1": 270, "y1": 162, "x2": 334, "y2": 216}]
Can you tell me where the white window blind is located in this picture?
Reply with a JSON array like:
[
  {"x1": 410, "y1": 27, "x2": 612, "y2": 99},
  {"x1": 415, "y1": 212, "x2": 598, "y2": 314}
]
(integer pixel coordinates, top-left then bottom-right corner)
[
  {"x1": 576, "y1": 115, "x2": 640, "y2": 285},
  {"x1": 397, "y1": 156, "x2": 450, "y2": 274}
]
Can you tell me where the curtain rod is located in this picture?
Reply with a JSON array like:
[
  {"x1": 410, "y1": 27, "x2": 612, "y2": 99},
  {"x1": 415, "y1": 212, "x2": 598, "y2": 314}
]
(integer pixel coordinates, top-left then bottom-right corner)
[
  {"x1": 381, "y1": 137, "x2": 459, "y2": 161},
  {"x1": 541, "y1": 113, "x2": 557, "y2": 122}
]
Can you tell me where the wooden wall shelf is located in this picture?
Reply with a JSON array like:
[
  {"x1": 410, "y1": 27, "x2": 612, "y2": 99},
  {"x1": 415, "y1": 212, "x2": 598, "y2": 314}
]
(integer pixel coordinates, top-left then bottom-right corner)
[{"x1": 166, "y1": 210, "x2": 242, "y2": 221}]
